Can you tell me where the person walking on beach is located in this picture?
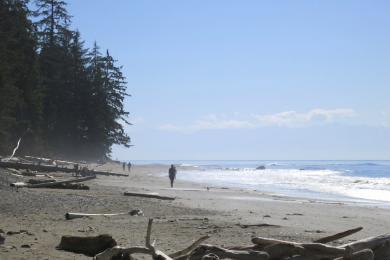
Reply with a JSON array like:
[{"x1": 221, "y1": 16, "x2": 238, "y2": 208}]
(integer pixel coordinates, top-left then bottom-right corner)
[
  {"x1": 127, "y1": 162, "x2": 132, "y2": 172},
  {"x1": 122, "y1": 162, "x2": 126, "y2": 171},
  {"x1": 169, "y1": 164, "x2": 177, "y2": 188}
]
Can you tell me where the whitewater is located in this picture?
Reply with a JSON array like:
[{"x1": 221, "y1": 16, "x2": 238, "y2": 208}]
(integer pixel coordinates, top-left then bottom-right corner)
[{"x1": 140, "y1": 160, "x2": 390, "y2": 206}]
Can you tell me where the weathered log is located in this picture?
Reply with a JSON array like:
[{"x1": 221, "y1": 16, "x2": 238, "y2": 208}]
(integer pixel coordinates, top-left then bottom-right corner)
[
  {"x1": 201, "y1": 253, "x2": 219, "y2": 260},
  {"x1": 261, "y1": 243, "x2": 304, "y2": 259},
  {"x1": 188, "y1": 245, "x2": 269, "y2": 260},
  {"x1": 340, "y1": 234, "x2": 390, "y2": 253},
  {"x1": 65, "y1": 210, "x2": 143, "y2": 220},
  {"x1": 371, "y1": 240, "x2": 390, "y2": 259},
  {"x1": 95, "y1": 219, "x2": 175, "y2": 260},
  {"x1": 252, "y1": 237, "x2": 345, "y2": 258},
  {"x1": 27, "y1": 175, "x2": 95, "y2": 188},
  {"x1": 238, "y1": 223, "x2": 280, "y2": 228},
  {"x1": 10, "y1": 182, "x2": 27, "y2": 188},
  {"x1": 27, "y1": 179, "x2": 55, "y2": 185},
  {"x1": 124, "y1": 191, "x2": 175, "y2": 201},
  {"x1": 300, "y1": 243, "x2": 345, "y2": 258},
  {"x1": 334, "y1": 248, "x2": 374, "y2": 260},
  {"x1": 57, "y1": 234, "x2": 117, "y2": 257},
  {"x1": 169, "y1": 235, "x2": 210, "y2": 259},
  {"x1": 0, "y1": 161, "x2": 128, "y2": 177},
  {"x1": 314, "y1": 227, "x2": 363, "y2": 244},
  {"x1": 252, "y1": 236, "x2": 295, "y2": 247},
  {"x1": 46, "y1": 183, "x2": 89, "y2": 190}
]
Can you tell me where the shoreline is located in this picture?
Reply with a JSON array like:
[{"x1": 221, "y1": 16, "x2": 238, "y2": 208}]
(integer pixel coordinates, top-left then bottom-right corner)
[{"x1": 1, "y1": 162, "x2": 390, "y2": 259}]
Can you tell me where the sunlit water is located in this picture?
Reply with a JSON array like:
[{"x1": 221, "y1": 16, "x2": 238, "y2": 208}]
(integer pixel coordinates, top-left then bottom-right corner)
[{"x1": 134, "y1": 160, "x2": 390, "y2": 206}]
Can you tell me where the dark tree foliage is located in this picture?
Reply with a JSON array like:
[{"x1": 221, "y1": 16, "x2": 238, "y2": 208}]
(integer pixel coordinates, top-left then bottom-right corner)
[
  {"x1": 0, "y1": 0, "x2": 131, "y2": 160},
  {"x1": 0, "y1": 0, "x2": 42, "y2": 155}
]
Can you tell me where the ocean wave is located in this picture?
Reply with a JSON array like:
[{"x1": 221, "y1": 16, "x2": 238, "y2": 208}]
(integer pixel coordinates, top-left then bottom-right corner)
[{"x1": 178, "y1": 167, "x2": 390, "y2": 204}]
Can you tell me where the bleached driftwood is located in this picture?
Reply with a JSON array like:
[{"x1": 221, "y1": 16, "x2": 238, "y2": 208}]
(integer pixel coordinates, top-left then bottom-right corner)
[
  {"x1": 169, "y1": 235, "x2": 210, "y2": 259},
  {"x1": 314, "y1": 227, "x2": 363, "y2": 243},
  {"x1": 27, "y1": 175, "x2": 95, "y2": 188},
  {"x1": 65, "y1": 210, "x2": 143, "y2": 220},
  {"x1": 0, "y1": 161, "x2": 128, "y2": 177},
  {"x1": 252, "y1": 236, "x2": 346, "y2": 258},
  {"x1": 124, "y1": 191, "x2": 175, "y2": 200},
  {"x1": 334, "y1": 249, "x2": 374, "y2": 260},
  {"x1": 188, "y1": 244, "x2": 269, "y2": 260},
  {"x1": 94, "y1": 219, "x2": 174, "y2": 260}
]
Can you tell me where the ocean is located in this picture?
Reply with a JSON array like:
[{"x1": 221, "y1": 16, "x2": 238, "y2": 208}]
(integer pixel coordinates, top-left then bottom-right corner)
[{"x1": 134, "y1": 160, "x2": 390, "y2": 206}]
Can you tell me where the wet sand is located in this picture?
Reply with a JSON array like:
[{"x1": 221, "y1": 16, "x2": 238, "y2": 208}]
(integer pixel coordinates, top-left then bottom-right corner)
[{"x1": 1, "y1": 162, "x2": 390, "y2": 259}]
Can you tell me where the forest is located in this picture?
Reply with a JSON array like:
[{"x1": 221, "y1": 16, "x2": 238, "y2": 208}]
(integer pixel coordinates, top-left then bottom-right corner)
[{"x1": 0, "y1": 0, "x2": 131, "y2": 160}]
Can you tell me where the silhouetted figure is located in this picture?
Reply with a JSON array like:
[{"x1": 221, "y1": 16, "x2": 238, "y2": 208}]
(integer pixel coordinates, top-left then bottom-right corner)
[
  {"x1": 168, "y1": 164, "x2": 177, "y2": 188},
  {"x1": 127, "y1": 162, "x2": 132, "y2": 172},
  {"x1": 122, "y1": 162, "x2": 126, "y2": 171}
]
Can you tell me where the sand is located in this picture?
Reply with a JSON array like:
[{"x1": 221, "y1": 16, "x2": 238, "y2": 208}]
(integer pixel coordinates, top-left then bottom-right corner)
[{"x1": 1, "y1": 162, "x2": 390, "y2": 259}]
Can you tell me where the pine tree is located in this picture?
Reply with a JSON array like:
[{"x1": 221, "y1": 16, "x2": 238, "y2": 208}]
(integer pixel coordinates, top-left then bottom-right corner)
[
  {"x1": 0, "y1": 0, "x2": 42, "y2": 155},
  {"x1": 34, "y1": 0, "x2": 74, "y2": 156},
  {"x1": 102, "y1": 50, "x2": 131, "y2": 152}
]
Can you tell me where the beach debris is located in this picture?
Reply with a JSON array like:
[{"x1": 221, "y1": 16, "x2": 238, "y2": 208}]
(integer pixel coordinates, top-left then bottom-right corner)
[
  {"x1": 286, "y1": 213, "x2": 304, "y2": 216},
  {"x1": 25, "y1": 175, "x2": 95, "y2": 189},
  {"x1": 169, "y1": 235, "x2": 210, "y2": 259},
  {"x1": 123, "y1": 191, "x2": 176, "y2": 200},
  {"x1": 237, "y1": 223, "x2": 280, "y2": 228},
  {"x1": 57, "y1": 234, "x2": 117, "y2": 257},
  {"x1": 0, "y1": 160, "x2": 128, "y2": 177},
  {"x1": 90, "y1": 222, "x2": 390, "y2": 260},
  {"x1": 20, "y1": 244, "x2": 31, "y2": 248},
  {"x1": 26, "y1": 179, "x2": 55, "y2": 185},
  {"x1": 94, "y1": 219, "x2": 174, "y2": 260},
  {"x1": 129, "y1": 209, "x2": 144, "y2": 216},
  {"x1": 314, "y1": 227, "x2": 363, "y2": 243},
  {"x1": 189, "y1": 244, "x2": 269, "y2": 260},
  {"x1": 201, "y1": 253, "x2": 219, "y2": 260},
  {"x1": 65, "y1": 210, "x2": 143, "y2": 220}
]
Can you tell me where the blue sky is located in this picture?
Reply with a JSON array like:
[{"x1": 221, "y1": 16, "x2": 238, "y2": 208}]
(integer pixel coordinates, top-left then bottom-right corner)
[{"x1": 66, "y1": 0, "x2": 390, "y2": 160}]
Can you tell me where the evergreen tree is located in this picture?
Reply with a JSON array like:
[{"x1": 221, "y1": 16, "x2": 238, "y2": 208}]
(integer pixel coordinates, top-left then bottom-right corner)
[
  {"x1": 0, "y1": 0, "x2": 42, "y2": 155},
  {"x1": 34, "y1": 0, "x2": 74, "y2": 156},
  {"x1": 0, "y1": 0, "x2": 131, "y2": 159}
]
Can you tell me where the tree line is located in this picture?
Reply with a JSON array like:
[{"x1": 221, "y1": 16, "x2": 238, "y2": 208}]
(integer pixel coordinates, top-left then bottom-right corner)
[{"x1": 0, "y1": 0, "x2": 130, "y2": 160}]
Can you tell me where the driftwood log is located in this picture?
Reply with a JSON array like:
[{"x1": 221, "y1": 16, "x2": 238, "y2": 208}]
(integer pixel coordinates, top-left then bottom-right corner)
[
  {"x1": 0, "y1": 161, "x2": 128, "y2": 177},
  {"x1": 94, "y1": 219, "x2": 174, "y2": 260},
  {"x1": 65, "y1": 210, "x2": 143, "y2": 220},
  {"x1": 188, "y1": 244, "x2": 269, "y2": 260},
  {"x1": 123, "y1": 191, "x2": 175, "y2": 200},
  {"x1": 57, "y1": 234, "x2": 117, "y2": 256},
  {"x1": 71, "y1": 220, "x2": 390, "y2": 260},
  {"x1": 27, "y1": 175, "x2": 95, "y2": 188},
  {"x1": 314, "y1": 227, "x2": 363, "y2": 244}
]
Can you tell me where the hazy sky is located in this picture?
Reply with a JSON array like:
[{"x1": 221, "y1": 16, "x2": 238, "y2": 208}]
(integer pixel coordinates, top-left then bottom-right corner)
[{"x1": 67, "y1": 0, "x2": 390, "y2": 160}]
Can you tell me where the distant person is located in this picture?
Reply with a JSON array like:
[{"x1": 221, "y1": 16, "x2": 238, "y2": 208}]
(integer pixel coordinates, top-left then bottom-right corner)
[
  {"x1": 127, "y1": 162, "x2": 132, "y2": 172},
  {"x1": 122, "y1": 162, "x2": 126, "y2": 171},
  {"x1": 168, "y1": 164, "x2": 177, "y2": 188}
]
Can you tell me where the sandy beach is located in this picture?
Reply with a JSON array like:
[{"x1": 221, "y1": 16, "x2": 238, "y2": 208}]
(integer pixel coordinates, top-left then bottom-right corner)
[{"x1": 1, "y1": 162, "x2": 390, "y2": 260}]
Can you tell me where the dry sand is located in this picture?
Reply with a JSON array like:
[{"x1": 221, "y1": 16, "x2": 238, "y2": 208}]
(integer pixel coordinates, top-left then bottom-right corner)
[{"x1": 1, "y1": 162, "x2": 390, "y2": 259}]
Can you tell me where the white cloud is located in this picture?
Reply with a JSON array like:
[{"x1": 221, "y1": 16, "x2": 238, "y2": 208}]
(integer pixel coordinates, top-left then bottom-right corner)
[
  {"x1": 254, "y1": 108, "x2": 356, "y2": 127},
  {"x1": 159, "y1": 108, "x2": 357, "y2": 133}
]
